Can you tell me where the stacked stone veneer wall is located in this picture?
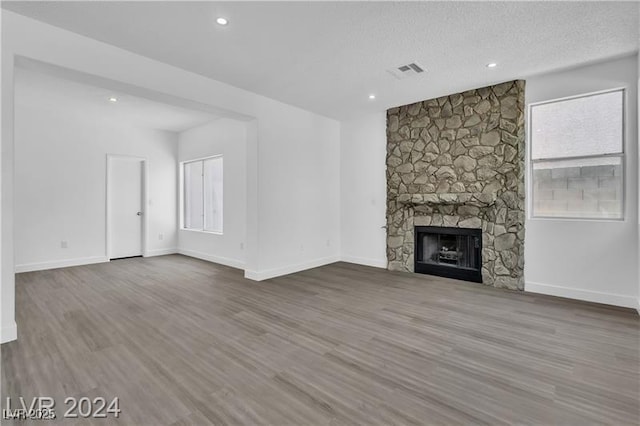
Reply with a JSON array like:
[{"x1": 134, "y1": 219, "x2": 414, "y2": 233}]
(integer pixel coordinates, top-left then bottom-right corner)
[{"x1": 386, "y1": 80, "x2": 526, "y2": 289}]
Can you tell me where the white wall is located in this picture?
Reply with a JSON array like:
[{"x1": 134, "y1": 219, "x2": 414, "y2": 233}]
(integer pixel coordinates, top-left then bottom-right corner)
[
  {"x1": 524, "y1": 55, "x2": 639, "y2": 308},
  {"x1": 0, "y1": 6, "x2": 13, "y2": 343},
  {"x1": 1, "y1": 11, "x2": 341, "y2": 342},
  {"x1": 13, "y1": 100, "x2": 178, "y2": 272},
  {"x1": 251, "y1": 108, "x2": 340, "y2": 279},
  {"x1": 340, "y1": 112, "x2": 387, "y2": 268},
  {"x1": 178, "y1": 118, "x2": 247, "y2": 269}
]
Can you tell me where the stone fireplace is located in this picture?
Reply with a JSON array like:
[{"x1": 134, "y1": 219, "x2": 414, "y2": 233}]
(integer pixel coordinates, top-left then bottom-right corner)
[{"x1": 386, "y1": 80, "x2": 525, "y2": 289}]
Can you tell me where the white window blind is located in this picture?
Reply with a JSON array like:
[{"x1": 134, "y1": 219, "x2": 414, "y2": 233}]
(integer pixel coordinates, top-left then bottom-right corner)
[{"x1": 183, "y1": 156, "x2": 223, "y2": 232}]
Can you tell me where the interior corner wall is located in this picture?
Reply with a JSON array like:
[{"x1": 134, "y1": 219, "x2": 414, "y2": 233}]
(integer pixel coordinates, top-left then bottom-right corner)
[
  {"x1": 524, "y1": 54, "x2": 639, "y2": 308},
  {"x1": 13, "y1": 100, "x2": 179, "y2": 272},
  {"x1": 1, "y1": 11, "x2": 341, "y2": 341},
  {"x1": 1, "y1": 20, "x2": 17, "y2": 343},
  {"x1": 178, "y1": 118, "x2": 247, "y2": 269},
  {"x1": 246, "y1": 107, "x2": 341, "y2": 280},
  {"x1": 340, "y1": 112, "x2": 388, "y2": 268}
]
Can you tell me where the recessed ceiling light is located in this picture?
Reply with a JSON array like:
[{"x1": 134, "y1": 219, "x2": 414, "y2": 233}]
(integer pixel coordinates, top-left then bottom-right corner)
[
  {"x1": 108, "y1": 97, "x2": 118, "y2": 103},
  {"x1": 216, "y1": 17, "x2": 228, "y2": 26},
  {"x1": 486, "y1": 62, "x2": 498, "y2": 68},
  {"x1": 368, "y1": 94, "x2": 376, "y2": 100}
]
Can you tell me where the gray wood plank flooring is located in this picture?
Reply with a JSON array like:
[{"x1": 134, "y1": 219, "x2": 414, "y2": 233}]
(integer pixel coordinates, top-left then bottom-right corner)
[{"x1": 2, "y1": 254, "x2": 639, "y2": 425}]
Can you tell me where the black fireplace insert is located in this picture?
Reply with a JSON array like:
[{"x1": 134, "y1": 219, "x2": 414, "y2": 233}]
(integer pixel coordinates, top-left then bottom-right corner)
[{"x1": 414, "y1": 226, "x2": 482, "y2": 283}]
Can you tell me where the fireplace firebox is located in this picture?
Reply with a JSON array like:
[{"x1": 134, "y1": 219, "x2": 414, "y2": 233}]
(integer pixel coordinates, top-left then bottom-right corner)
[{"x1": 414, "y1": 226, "x2": 482, "y2": 283}]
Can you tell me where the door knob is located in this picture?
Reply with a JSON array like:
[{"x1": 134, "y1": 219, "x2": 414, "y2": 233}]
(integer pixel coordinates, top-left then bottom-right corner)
[{"x1": 136, "y1": 212, "x2": 142, "y2": 216}]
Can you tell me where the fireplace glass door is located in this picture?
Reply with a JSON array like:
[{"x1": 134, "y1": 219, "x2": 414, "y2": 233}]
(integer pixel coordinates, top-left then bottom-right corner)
[
  {"x1": 421, "y1": 233, "x2": 478, "y2": 270},
  {"x1": 415, "y1": 226, "x2": 482, "y2": 282}
]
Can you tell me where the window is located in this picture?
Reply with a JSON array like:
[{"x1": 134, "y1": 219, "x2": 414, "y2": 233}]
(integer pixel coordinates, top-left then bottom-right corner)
[
  {"x1": 529, "y1": 89, "x2": 624, "y2": 219},
  {"x1": 183, "y1": 156, "x2": 223, "y2": 233}
]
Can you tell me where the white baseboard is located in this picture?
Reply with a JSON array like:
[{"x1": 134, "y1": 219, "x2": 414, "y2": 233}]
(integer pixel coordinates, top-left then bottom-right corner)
[
  {"x1": 15, "y1": 256, "x2": 109, "y2": 273},
  {"x1": 340, "y1": 255, "x2": 387, "y2": 269},
  {"x1": 525, "y1": 281, "x2": 638, "y2": 309},
  {"x1": 1, "y1": 321, "x2": 17, "y2": 344},
  {"x1": 245, "y1": 255, "x2": 340, "y2": 281},
  {"x1": 144, "y1": 248, "x2": 178, "y2": 257},
  {"x1": 178, "y1": 248, "x2": 245, "y2": 270}
]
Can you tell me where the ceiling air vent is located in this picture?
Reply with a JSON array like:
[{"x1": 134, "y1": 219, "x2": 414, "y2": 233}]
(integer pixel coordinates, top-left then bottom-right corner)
[{"x1": 387, "y1": 62, "x2": 426, "y2": 80}]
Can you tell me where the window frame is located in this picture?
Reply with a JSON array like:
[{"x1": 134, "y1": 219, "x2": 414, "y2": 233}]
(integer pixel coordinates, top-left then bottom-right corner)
[
  {"x1": 527, "y1": 87, "x2": 626, "y2": 222},
  {"x1": 180, "y1": 154, "x2": 224, "y2": 234}
]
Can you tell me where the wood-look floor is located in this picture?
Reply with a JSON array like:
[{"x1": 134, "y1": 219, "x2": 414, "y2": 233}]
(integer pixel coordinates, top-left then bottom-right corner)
[{"x1": 2, "y1": 255, "x2": 639, "y2": 425}]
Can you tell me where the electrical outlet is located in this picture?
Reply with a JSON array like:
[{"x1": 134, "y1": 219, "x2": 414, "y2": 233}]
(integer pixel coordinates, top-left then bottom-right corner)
[
  {"x1": 240, "y1": 242, "x2": 244, "y2": 250},
  {"x1": 158, "y1": 233, "x2": 164, "y2": 241},
  {"x1": 326, "y1": 239, "x2": 331, "y2": 247},
  {"x1": 61, "y1": 241, "x2": 68, "y2": 249}
]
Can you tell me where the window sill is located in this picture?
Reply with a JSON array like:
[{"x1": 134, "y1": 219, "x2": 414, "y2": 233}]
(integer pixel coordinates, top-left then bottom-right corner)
[
  {"x1": 528, "y1": 216, "x2": 625, "y2": 223},
  {"x1": 180, "y1": 228, "x2": 224, "y2": 235}
]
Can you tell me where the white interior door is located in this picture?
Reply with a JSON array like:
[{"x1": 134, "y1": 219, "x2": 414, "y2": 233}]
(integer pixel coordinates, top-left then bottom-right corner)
[{"x1": 109, "y1": 157, "x2": 143, "y2": 259}]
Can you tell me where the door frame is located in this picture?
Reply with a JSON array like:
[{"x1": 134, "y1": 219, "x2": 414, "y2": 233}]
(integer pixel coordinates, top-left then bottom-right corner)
[{"x1": 105, "y1": 154, "x2": 149, "y2": 259}]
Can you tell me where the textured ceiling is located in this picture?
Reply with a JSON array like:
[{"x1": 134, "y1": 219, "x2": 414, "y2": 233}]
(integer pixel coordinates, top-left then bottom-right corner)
[
  {"x1": 16, "y1": 67, "x2": 219, "y2": 132},
  {"x1": 4, "y1": 1, "x2": 639, "y2": 120}
]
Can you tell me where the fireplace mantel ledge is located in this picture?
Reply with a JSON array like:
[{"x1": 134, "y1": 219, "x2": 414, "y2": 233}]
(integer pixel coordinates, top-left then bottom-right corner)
[{"x1": 396, "y1": 192, "x2": 497, "y2": 207}]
